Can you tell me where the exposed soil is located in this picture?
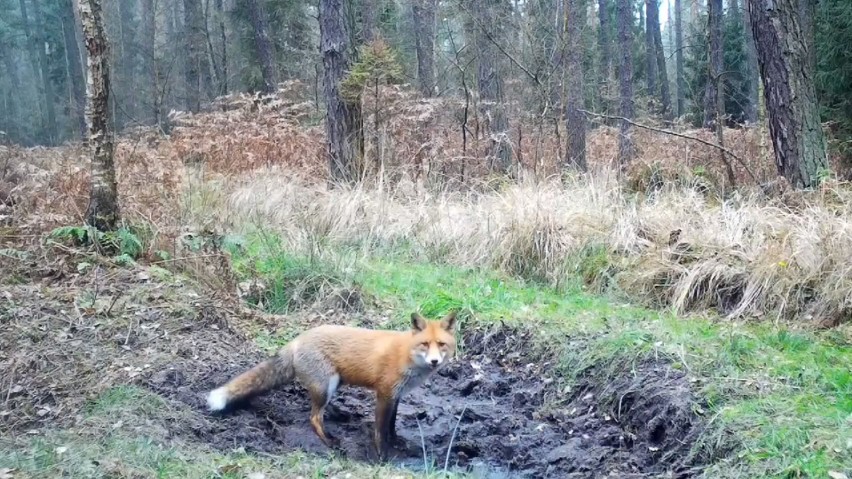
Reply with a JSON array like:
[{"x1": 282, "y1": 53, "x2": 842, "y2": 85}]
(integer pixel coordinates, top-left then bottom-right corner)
[
  {"x1": 1, "y1": 249, "x2": 704, "y2": 478},
  {"x1": 149, "y1": 326, "x2": 704, "y2": 478}
]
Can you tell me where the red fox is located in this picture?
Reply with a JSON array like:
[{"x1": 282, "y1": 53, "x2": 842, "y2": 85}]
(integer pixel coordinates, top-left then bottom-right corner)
[{"x1": 206, "y1": 311, "x2": 458, "y2": 460}]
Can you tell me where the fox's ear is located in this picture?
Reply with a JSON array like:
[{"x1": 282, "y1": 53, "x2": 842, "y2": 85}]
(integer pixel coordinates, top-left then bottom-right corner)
[
  {"x1": 411, "y1": 312, "x2": 427, "y2": 331},
  {"x1": 440, "y1": 311, "x2": 457, "y2": 331}
]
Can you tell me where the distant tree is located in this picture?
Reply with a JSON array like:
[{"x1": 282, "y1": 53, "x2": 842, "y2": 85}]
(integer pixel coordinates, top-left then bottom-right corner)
[
  {"x1": 246, "y1": 0, "x2": 277, "y2": 94},
  {"x1": 738, "y1": 0, "x2": 758, "y2": 123},
  {"x1": 320, "y1": 0, "x2": 364, "y2": 183},
  {"x1": 79, "y1": 0, "x2": 119, "y2": 230},
  {"x1": 598, "y1": 0, "x2": 613, "y2": 116},
  {"x1": 412, "y1": 0, "x2": 437, "y2": 97},
  {"x1": 183, "y1": 0, "x2": 211, "y2": 111},
  {"x1": 19, "y1": 0, "x2": 57, "y2": 143},
  {"x1": 649, "y1": 0, "x2": 670, "y2": 119},
  {"x1": 564, "y1": 0, "x2": 586, "y2": 171},
  {"x1": 749, "y1": 0, "x2": 828, "y2": 187},
  {"x1": 61, "y1": 0, "x2": 87, "y2": 139},
  {"x1": 644, "y1": 0, "x2": 657, "y2": 102},
  {"x1": 616, "y1": 0, "x2": 635, "y2": 166},
  {"x1": 703, "y1": 0, "x2": 723, "y2": 129},
  {"x1": 139, "y1": 0, "x2": 159, "y2": 126},
  {"x1": 361, "y1": 0, "x2": 378, "y2": 41},
  {"x1": 674, "y1": 0, "x2": 685, "y2": 117}
]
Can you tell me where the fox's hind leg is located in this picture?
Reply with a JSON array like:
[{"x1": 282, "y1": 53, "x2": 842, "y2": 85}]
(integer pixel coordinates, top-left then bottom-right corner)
[{"x1": 296, "y1": 352, "x2": 341, "y2": 448}]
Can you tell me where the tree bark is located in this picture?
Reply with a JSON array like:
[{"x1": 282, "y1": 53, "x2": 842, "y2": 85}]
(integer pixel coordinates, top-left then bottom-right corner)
[
  {"x1": 412, "y1": 0, "x2": 437, "y2": 97},
  {"x1": 597, "y1": 0, "x2": 612, "y2": 116},
  {"x1": 361, "y1": 0, "x2": 378, "y2": 42},
  {"x1": 183, "y1": 0, "x2": 206, "y2": 111},
  {"x1": 140, "y1": 0, "x2": 159, "y2": 126},
  {"x1": 703, "y1": 0, "x2": 723, "y2": 129},
  {"x1": 215, "y1": 0, "x2": 228, "y2": 95},
  {"x1": 0, "y1": 48, "x2": 23, "y2": 143},
  {"x1": 649, "y1": 0, "x2": 671, "y2": 120},
  {"x1": 644, "y1": 0, "x2": 657, "y2": 101},
  {"x1": 320, "y1": 0, "x2": 364, "y2": 184},
  {"x1": 474, "y1": 0, "x2": 512, "y2": 173},
  {"x1": 564, "y1": 0, "x2": 586, "y2": 171},
  {"x1": 674, "y1": 0, "x2": 685, "y2": 117},
  {"x1": 741, "y1": 0, "x2": 758, "y2": 123},
  {"x1": 748, "y1": 0, "x2": 828, "y2": 188},
  {"x1": 246, "y1": 0, "x2": 277, "y2": 94},
  {"x1": 20, "y1": 0, "x2": 57, "y2": 144},
  {"x1": 62, "y1": 0, "x2": 88, "y2": 139},
  {"x1": 79, "y1": 0, "x2": 119, "y2": 230},
  {"x1": 616, "y1": 0, "x2": 634, "y2": 166}
]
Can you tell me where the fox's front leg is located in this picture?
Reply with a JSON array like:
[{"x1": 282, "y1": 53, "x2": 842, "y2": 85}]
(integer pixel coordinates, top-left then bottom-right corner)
[
  {"x1": 388, "y1": 396, "x2": 401, "y2": 442},
  {"x1": 373, "y1": 392, "x2": 396, "y2": 461}
]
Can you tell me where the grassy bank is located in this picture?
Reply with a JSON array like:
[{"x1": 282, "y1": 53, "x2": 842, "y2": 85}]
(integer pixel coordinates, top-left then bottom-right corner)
[{"x1": 224, "y1": 231, "x2": 852, "y2": 478}]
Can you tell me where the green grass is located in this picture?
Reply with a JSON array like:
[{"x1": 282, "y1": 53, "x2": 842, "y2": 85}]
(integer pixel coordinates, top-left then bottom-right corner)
[{"x1": 223, "y1": 233, "x2": 852, "y2": 479}]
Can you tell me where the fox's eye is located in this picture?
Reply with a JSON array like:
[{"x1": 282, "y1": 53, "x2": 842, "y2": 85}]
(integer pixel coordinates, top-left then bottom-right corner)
[
  {"x1": 437, "y1": 341, "x2": 446, "y2": 347},
  {"x1": 420, "y1": 342, "x2": 429, "y2": 347}
]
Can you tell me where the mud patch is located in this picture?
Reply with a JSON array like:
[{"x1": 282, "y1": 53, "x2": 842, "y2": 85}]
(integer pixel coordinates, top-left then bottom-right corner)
[{"x1": 148, "y1": 325, "x2": 704, "y2": 478}]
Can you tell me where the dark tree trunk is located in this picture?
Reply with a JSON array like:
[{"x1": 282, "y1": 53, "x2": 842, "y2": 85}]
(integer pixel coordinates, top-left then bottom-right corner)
[
  {"x1": 79, "y1": 0, "x2": 119, "y2": 231},
  {"x1": 598, "y1": 0, "x2": 612, "y2": 116},
  {"x1": 246, "y1": 0, "x2": 277, "y2": 94},
  {"x1": 116, "y1": 0, "x2": 138, "y2": 126},
  {"x1": 474, "y1": 0, "x2": 512, "y2": 173},
  {"x1": 215, "y1": 0, "x2": 228, "y2": 95},
  {"x1": 644, "y1": 0, "x2": 657, "y2": 100},
  {"x1": 564, "y1": 0, "x2": 586, "y2": 171},
  {"x1": 20, "y1": 0, "x2": 57, "y2": 144},
  {"x1": 649, "y1": 0, "x2": 671, "y2": 120},
  {"x1": 62, "y1": 0, "x2": 87, "y2": 139},
  {"x1": 675, "y1": 0, "x2": 685, "y2": 117},
  {"x1": 0, "y1": 49, "x2": 23, "y2": 143},
  {"x1": 320, "y1": 0, "x2": 364, "y2": 183},
  {"x1": 616, "y1": 0, "x2": 635, "y2": 166},
  {"x1": 183, "y1": 0, "x2": 205, "y2": 111},
  {"x1": 140, "y1": 0, "x2": 159, "y2": 126},
  {"x1": 361, "y1": 0, "x2": 378, "y2": 41},
  {"x1": 748, "y1": 0, "x2": 828, "y2": 188},
  {"x1": 412, "y1": 0, "x2": 437, "y2": 97},
  {"x1": 741, "y1": 0, "x2": 758, "y2": 123},
  {"x1": 703, "y1": 0, "x2": 723, "y2": 128}
]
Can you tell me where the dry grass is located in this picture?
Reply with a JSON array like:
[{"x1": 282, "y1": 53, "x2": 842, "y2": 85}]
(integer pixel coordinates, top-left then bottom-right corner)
[{"x1": 3, "y1": 86, "x2": 851, "y2": 327}]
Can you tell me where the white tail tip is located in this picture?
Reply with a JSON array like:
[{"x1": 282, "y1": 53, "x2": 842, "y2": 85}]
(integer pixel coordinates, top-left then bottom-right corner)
[{"x1": 207, "y1": 387, "x2": 229, "y2": 411}]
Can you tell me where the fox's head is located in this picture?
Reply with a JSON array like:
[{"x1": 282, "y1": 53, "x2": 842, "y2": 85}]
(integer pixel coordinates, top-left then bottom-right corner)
[{"x1": 409, "y1": 311, "x2": 458, "y2": 369}]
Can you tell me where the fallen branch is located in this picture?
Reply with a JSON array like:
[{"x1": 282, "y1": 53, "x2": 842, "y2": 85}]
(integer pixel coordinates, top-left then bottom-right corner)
[{"x1": 578, "y1": 109, "x2": 762, "y2": 188}]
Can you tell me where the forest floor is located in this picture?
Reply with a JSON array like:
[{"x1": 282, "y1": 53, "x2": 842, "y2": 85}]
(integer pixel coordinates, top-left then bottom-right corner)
[{"x1": 0, "y1": 234, "x2": 849, "y2": 478}]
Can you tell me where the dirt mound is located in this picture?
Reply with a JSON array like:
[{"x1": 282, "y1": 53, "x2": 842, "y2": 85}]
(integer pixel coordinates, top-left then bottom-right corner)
[{"x1": 149, "y1": 326, "x2": 704, "y2": 478}]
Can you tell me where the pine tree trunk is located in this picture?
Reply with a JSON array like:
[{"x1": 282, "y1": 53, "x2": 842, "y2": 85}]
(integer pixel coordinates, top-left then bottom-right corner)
[
  {"x1": 616, "y1": 0, "x2": 635, "y2": 166},
  {"x1": 19, "y1": 0, "x2": 57, "y2": 144},
  {"x1": 79, "y1": 0, "x2": 119, "y2": 231},
  {"x1": 0, "y1": 48, "x2": 23, "y2": 143},
  {"x1": 320, "y1": 0, "x2": 364, "y2": 184},
  {"x1": 675, "y1": 0, "x2": 685, "y2": 117},
  {"x1": 741, "y1": 0, "x2": 758, "y2": 123},
  {"x1": 246, "y1": 0, "x2": 277, "y2": 94},
  {"x1": 215, "y1": 0, "x2": 227, "y2": 95},
  {"x1": 703, "y1": 0, "x2": 723, "y2": 129},
  {"x1": 644, "y1": 0, "x2": 657, "y2": 101},
  {"x1": 598, "y1": 0, "x2": 612, "y2": 116},
  {"x1": 564, "y1": 0, "x2": 586, "y2": 171},
  {"x1": 474, "y1": 0, "x2": 511, "y2": 173},
  {"x1": 62, "y1": 0, "x2": 87, "y2": 139},
  {"x1": 748, "y1": 0, "x2": 828, "y2": 188},
  {"x1": 140, "y1": 0, "x2": 159, "y2": 126},
  {"x1": 183, "y1": 0, "x2": 203, "y2": 111},
  {"x1": 649, "y1": 0, "x2": 671, "y2": 120},
  {"x1": 412, "y1": 0, "x2": 437, "y2": 97}
]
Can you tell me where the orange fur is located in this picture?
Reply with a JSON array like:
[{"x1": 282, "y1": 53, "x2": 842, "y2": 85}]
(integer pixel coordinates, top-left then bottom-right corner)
[{"x1": 207, "y1": 311, "x2": 458, "y2": 460}]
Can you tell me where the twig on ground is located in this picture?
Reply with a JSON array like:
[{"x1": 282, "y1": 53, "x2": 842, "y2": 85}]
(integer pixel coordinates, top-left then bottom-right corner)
[{"x1": 444, "y1": 404, "x2": 468, "y2": 473}]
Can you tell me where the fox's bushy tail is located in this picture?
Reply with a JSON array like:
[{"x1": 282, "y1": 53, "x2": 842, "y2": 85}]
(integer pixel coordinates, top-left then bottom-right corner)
[{"x1": 207, "y1": 346, "x2": 295, "y2": 411}]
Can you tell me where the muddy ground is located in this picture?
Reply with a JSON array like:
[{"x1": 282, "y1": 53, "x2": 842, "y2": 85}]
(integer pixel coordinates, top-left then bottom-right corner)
[
  {"x1": 149, "y1": 326, "x2": 704, "y2": 478},
  {"x1": 1, "y1": 250, "x2": 704, "y2": 478}
]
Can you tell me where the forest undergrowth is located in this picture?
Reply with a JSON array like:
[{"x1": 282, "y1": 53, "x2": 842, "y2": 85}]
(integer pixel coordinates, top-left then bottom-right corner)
[{"x1": 1, "y1": 95, "x2": 851, "y2": 478}]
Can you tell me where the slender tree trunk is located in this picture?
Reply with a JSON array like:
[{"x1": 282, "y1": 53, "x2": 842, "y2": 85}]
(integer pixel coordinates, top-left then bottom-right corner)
[
  {"x1": 412, "y1": 0, "x2": 437, "y2": 97},
  {"x1": 246, "y1": 0, "x2": 277, "y2": 94},
  {"x1": 0, "y1": 50, "x2": 23, "y2": 143},
  {"x1": 741, "y1": 0, "x2": 758, "y2": 123},
  {"x1": 79, "y1": 0, "x2": 119, "y2": 230},
  {"x1": 215, "y1": 0, "x2": 227, "y2": 95},
  {"x1": 62, "y1": 0, "x2": 88, "y2": 139},
  {"x1": 644, "y1": 0, "x2": 657, "y2": 100},
  {"x1": 474, "y1": 0, "x2": 512, "y2": 173},
  {"x1": 616, "y1": 0, "x2": 635, "y2": 166},
  {"x1": 183, "y1": 0, "x2": 204, "y2": 111},
  {"x1": 361, "y1": 0, "x2": 378, "y2": 41},
  {"x1": 320, "y1": 0, "x2": 364, "y2": 183},
  {"x1": 598, "y1": 0, "x2": 612, "y2": 116},
  {"x1": 703, "y1": 0, "x2": 723, "y2": 128},
  {"x1": 140, "y1": 0, "x2": 159, "y2": 126},
  {"x1": 748, "y1": 0, "x2": 828, "y2": 188},
  {"x1": 564, "y1": 0, "x2": 586, "y2": 171},
  {"x1": 675, "y1": 0, "x2": 685, "y2": 117},
  {"x1": 20, "y1": 0, "x2": 57, "y2": 144},
  {"x1": 650, "y1": 0, "x2": 671, "y2": 120}
]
